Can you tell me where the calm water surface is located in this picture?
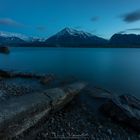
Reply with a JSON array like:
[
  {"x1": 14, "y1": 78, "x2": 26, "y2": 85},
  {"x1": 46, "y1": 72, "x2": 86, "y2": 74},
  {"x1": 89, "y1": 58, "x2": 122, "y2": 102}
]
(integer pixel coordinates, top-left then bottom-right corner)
[{"x1": 0, "y1": 47, "x2": 140, "y2": 98}]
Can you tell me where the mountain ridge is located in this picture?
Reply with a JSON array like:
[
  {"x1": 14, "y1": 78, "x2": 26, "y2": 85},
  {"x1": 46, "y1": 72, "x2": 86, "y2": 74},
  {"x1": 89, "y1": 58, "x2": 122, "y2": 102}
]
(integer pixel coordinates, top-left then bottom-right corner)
[
  {"x1": 110, "y1": 33, "x2": 140, "y2": 46},
  {"x1": 0, "y1": 28, "x2": 140, "y2": 47}
]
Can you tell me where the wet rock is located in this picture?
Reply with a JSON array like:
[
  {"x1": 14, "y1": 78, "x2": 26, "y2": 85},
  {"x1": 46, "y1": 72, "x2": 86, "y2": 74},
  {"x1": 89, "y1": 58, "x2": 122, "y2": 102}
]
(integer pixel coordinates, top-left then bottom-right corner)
[
  {"x1": 100, "y1": 94, "x2": 140, "y2": 132},
  {"x1": 120, "y1": 94, "x2": 140, "y2": 110},
  {"x1": 107, "y1": 129, "x2": 112, "y2": 135},
  {"x1": 0, "y1": 69, "x2": 45, "y2": 80},
  {"x1": 0, "y1": 45, "x2": 10, "y2": 54},
  {"x1": 0, "y1": 70, "x2": 11, "y2": 78},
  {"x1": 0, "y1": 82, "x2": 86, "y2": 139},
  {"x1": 13, "y1": 72, "x2": 44, "y2": 79},
  {"x1": 40, "y1": 74, "x2": 55, "y2": 85}
]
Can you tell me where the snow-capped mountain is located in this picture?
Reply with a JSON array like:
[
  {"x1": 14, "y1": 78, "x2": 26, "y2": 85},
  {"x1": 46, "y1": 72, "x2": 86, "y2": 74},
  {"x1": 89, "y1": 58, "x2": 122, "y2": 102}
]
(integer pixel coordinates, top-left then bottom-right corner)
[
  {"x1": 0, "y1": 28, "x2": 109, "y2": 47},
  {"x1": 0, "y1": 31, "x2": 30, "y2": 41},
  {"x1": 30, "y1": 37, "x2": 46, "y2": 42},
  {"x1": 0, "y1": 31, "x2": 47, "y2": 45},
  {"x1": 46, "y1": 27, "x2": 108, "y2": 47},
  {"x1": 56, "y1": 27, "x2": 93, "y2": 38}
]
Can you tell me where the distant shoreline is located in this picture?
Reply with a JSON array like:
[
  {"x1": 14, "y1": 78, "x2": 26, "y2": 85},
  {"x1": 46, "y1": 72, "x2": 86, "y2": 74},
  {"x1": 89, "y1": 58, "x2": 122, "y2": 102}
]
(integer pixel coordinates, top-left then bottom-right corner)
[{"x1": 3, "y1": 43, "x2": 140, "y2": 48}]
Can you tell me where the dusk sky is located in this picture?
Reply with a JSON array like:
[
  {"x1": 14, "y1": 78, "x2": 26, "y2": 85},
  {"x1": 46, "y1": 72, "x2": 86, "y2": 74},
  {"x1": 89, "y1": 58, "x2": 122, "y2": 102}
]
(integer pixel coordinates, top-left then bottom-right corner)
[{"x1": 0, "y1": 0, "x2": 140, "y2": 39}]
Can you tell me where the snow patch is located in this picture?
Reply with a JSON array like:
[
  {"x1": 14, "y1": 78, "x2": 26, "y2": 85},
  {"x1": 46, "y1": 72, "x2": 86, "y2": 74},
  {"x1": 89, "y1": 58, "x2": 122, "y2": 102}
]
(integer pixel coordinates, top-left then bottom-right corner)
[{"x1": 56, "y1": 27, "x2": 93, "y2": 38}]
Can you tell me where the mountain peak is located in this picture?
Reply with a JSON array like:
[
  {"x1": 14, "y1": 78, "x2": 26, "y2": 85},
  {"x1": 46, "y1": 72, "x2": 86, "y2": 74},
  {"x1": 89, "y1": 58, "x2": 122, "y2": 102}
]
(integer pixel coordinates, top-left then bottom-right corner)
[
  {"x1": 46, "y1": 27, "x2": 108, "y2": 47},
  {"x1": 57, "y1": 27, "x2": 77, "y2": 36},
  {"x1": 56, "y1": 27, "x2": 94, "y2": 38},
  {"x1": 63, "y1": 27, "x2": 74, "y2": 32}
]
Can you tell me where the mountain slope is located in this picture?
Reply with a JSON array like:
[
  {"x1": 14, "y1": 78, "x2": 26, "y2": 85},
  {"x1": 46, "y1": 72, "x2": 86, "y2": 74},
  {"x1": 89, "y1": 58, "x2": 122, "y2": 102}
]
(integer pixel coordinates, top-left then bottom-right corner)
[
  {"x1": 0, "y1": 36, "x2": 25, "y2": 44},
  {"x1": 0, "y1": 31, "x2": 31, "y2": 41},
  {"x1": 110, "y1": 34, "x2": 140, "y2": 46},
  {"x1": 46, "y1": 28, "x2": 108, "y2": 47}
]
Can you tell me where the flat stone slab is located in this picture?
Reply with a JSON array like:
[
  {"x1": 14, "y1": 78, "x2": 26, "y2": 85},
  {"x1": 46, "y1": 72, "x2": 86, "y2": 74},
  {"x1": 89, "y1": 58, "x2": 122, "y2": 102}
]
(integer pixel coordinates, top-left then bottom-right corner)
[
  {"x1": 100, "y1": 94, "x2": 140, "y2": 132},
  {"x1": 0, "y1": 91, "x2": 51, "y2": 138},
  {"x1": 0, "y1": 82, "x2": 86, "y2": 139}
]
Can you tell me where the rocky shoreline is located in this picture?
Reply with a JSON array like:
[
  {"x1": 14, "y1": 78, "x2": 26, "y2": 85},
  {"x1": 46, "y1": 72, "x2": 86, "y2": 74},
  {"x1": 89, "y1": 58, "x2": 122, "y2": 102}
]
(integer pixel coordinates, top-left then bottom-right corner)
[
  {"x1": 14, "y1": 91, "x2": 140, "y2": 140},
  {"x1": 0, "y1": 70, "x2": 87, "y2": 139},
  {"x1": 0, "y1": 70, "x2": 140, "y2": 139}
]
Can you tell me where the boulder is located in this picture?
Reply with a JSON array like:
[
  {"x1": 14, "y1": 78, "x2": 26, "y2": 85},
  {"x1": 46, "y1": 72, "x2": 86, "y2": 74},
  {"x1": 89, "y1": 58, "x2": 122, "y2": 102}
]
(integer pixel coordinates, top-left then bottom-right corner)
[
  {"x1": 40, "y1": 74, "x2": 55, "y2": 85},
  {"x1": 0, "y1": 70, "x2": 11, "y2": 78},
  {"x1": 0, "y1": 82, "x2": 86, "y2": 139},
  {"x1": 100, "y1": 94, "x2": 140, "y2": 132},
  {"x1": 0, "y1": 46, "x2": 10, "y2": 54},
  {"x1": 0, "y1": 69, "x2": 49, "y2": 79}
]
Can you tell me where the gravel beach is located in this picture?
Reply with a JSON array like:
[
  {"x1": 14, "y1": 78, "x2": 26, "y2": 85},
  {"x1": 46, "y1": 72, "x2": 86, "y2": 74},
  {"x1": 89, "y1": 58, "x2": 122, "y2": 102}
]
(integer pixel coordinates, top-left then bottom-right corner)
[{"x1": 13, "y1": 92, "x2": 140, "y2": 140}]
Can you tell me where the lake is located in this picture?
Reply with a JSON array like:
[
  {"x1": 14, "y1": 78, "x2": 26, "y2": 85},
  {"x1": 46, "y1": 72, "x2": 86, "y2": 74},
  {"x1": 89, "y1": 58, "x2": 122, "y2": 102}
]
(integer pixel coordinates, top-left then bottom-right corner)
[{"x1": 0, "y1": 47, "x2": 140, "y2": 98}]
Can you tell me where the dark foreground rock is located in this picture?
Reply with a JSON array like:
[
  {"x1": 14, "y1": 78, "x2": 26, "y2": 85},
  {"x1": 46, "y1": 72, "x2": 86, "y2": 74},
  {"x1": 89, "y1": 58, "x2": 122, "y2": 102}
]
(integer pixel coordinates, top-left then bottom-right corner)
[
  {"x1": 0, "y1": 70, "x2": 11, "y2": 78},
  {"x1": 0, "y1": 45, "x2": 10, "y2": 54},
  {"x1": 0, "y1": 69, "x2": 53, "y2": 80},
  {"x1": 0, "y1": 82, "x2": 86, "y2": 139},
  {"x1": 100, "y1": 94, "x2": 140, "y2": 132},
  {"x1": 40, "y1": 74, "x2": 55, "y2": 85},
  {"x1": 15, "y1": 91, "x2": 140, "y2": 140}
]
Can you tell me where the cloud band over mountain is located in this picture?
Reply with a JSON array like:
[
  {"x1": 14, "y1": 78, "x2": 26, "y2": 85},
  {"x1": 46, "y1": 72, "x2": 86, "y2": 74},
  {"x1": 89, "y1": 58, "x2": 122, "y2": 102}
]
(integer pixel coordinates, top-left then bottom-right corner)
[
  {"x1": 118, "y1": 28, "x2": 140, "y2": 34},
  {"x1": 0, "y1": 18, "x2": 24, "y2": 27},
  {"x1": 121, "y1": 10, "x2": 140, "y2": 23}
]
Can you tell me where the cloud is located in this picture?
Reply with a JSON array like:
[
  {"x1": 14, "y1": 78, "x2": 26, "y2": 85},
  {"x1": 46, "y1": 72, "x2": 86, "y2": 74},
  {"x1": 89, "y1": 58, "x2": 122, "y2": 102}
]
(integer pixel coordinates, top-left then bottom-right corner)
[
  {"x1": 117, "y1": 31, "x2": 126, "y2": 34},
  {"x1": 91, "y1": 16, "x2": 99, "y2": 22},
  {"x1": 127, "y1": 28, "x2": 140, "y2": 32},
  {"x1": 0, "y1": 18, "x2": 24, "y2": 27},
  {"x1": 117, "y1": 28, "x2": 140, "y2": 34},
  {"x1": 36, "y1": 26, "x2": 46, "y2": 32},
  {"x1": 121, "y1": 10, "x2": 140, "y2": 23}
]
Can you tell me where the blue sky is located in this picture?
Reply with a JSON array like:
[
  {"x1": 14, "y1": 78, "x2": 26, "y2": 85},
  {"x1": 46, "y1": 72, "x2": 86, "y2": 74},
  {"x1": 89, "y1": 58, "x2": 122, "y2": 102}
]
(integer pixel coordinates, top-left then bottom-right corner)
[{"x1": 0, "y1": 0, "x2": 140, "y2": 39}]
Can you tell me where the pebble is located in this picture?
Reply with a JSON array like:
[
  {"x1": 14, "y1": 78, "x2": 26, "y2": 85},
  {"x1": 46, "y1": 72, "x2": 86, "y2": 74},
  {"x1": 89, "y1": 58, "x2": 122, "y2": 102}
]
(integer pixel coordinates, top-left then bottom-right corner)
[{"x1": 107, "y1": 129, "x2": 112, "y2": 135}]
